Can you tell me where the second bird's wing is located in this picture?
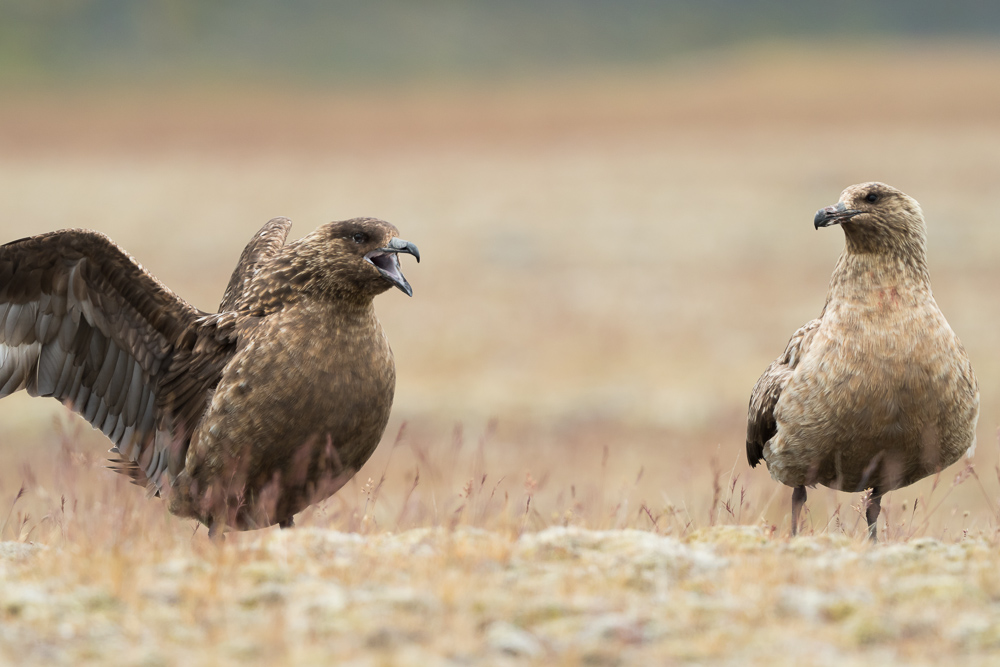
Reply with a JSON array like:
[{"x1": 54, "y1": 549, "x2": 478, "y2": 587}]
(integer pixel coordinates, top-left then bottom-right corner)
[{"x1": 746, "y1": 318, "x2": 822, "y2": 467}]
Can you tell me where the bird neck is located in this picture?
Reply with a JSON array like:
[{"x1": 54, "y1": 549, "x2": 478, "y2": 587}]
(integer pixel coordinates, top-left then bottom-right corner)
[
  {"x1": 829, "y1": 248, "x2": 932, "y2": 301},
  {"x1": 323, "y1": 293, "x2": 379, "y2": 320},
  {"x1": 840, "y1": 220, "x2": 928, "y2": 261}
]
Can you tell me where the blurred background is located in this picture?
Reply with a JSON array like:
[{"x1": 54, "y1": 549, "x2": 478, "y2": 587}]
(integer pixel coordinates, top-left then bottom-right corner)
[{"x1": 1, "y1": 1, "x2": 1000, "y2": 539}]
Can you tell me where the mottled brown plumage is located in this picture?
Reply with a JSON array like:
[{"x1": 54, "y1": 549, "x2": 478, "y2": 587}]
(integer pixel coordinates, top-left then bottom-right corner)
[
  {"x1": 747, "y1": 183, "x2": 979, "y2": 540},
  {"x1": 0, "y1": 217, "x2": 419, "y2": 534}
]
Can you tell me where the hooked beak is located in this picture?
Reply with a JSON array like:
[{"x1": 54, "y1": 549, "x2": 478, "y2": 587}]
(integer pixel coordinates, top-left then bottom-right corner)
[
  {"x1": 814, "y1": 201, "x2": 862, "y2": 229},
  {"x1": 365, "y1": 237, "x2": 420, "y2": 296}
]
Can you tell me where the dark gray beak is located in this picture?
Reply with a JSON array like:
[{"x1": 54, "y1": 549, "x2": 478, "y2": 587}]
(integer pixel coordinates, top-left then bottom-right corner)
[
  {"x1": 814, "y1": 201, "x2": 862, "y2": 229},
  {"x1": 365, "y1": 238, "x2": 420, "y2": 296}
]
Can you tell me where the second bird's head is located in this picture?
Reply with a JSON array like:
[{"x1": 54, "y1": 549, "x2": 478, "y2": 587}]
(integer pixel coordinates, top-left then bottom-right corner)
[
  {"x1": 813, "y1": 182, "x2": 926, "y2": 253},
  {"x1": 293, "y1": 217, "x2": 420, "y2": 300}
]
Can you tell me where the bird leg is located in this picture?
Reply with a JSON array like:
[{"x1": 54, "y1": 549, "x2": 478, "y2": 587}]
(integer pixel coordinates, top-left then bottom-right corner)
[
  {"x1": 791, "y1": 485, "x2": 807, "y2": 536},
  {"x1": 279, "y1": 516, "x2": 295, "y2": 529},
  {"x1": 865, "y1": 488, "x2": 882, "y2": 542},
  {"x1": 207, "y1": 520, "x2": 226, "y2": 542}
]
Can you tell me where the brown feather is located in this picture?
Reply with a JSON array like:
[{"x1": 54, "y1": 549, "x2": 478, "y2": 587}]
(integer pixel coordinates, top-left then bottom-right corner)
[
  {"x1": 746, "y1": 318, "x2": 821, "y2": 467},
  {"x1": 219, "y1": 217, "x2": 292, "y2": 313},
  {"x1": 0, "y1": 229, "x2": 234, "y2": 493}
]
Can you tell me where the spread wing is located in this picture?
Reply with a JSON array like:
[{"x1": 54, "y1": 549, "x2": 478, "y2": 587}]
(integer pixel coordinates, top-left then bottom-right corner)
[
  {"x1": 0, "y1": 229, "x2": 236, "y2": 491},
  {"x1": 219, "y1": 218, "x2": 292, "y2": 312},
  {"x1": 746, "y1": 318, "x2": 822, "y2": 467}
]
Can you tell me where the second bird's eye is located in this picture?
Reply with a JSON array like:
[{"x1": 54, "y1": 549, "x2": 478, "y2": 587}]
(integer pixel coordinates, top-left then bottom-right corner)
[
  {"x1": 352, "y1": 232, "x2": 367, "y2": 244},
  {"x1": 866, "y1": 193, "x2": 878, "y2": 203}
]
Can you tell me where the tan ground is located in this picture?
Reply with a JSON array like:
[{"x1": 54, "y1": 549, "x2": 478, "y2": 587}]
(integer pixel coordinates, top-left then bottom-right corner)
[
  {"x1": 5, "y1": 525, "x2": 1000, "y2": 666},
  {"x1": 2, "y1": 44, "x2": 1000, "y2": 664}
]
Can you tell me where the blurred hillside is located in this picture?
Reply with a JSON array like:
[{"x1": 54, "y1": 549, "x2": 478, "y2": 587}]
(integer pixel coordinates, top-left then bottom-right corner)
[{"x1": 2, "y1": 0, "x2": 1000, "y2": 85}]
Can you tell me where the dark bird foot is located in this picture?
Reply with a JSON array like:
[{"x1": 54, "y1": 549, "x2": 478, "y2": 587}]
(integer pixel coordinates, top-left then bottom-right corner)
[
  {"x1": 790, "y1": 485, "x2": 807, "y2": 536},
  {"x1": 279, "y1": 516, "x2": 295, "y2": 529}
]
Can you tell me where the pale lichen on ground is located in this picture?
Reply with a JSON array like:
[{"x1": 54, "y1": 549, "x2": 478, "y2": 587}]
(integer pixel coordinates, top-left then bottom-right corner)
[{"x1": 3, "y1": 526, "x2": 1000, "y2": 666}]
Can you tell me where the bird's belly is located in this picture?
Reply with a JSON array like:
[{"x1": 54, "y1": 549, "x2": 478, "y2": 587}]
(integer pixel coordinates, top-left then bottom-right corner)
[
  {"x1": 764, "y1": 419, "x2": 939, "y2": 493},
  {"x1": 174, "y1": 328, "x2": 396, "y2": 529},
  {"x1": 766, "y1": 343, "x2": 973, "y2": 492}
]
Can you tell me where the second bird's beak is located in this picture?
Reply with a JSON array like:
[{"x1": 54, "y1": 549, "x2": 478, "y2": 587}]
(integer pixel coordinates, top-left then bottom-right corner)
[
  {"x1": 814, "y1": 201, "x2": 862, "y2": 229},
  {"x1": 365, "y1": 238, "x2": 420, "y2": 296}
]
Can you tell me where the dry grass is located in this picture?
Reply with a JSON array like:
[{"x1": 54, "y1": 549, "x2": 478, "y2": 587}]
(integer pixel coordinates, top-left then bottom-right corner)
[{"x1": 3, "y1": 44, "x2": 1000, "y2": 664}]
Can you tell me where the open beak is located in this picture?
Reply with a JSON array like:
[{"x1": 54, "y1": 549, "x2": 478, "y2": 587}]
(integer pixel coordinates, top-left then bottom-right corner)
[
  {"x1": 365, "y1": 238, "x2": 420, "y2": 296},
  {"x1": 814, "y1": 201, "x2": 862, "y2": 229}
]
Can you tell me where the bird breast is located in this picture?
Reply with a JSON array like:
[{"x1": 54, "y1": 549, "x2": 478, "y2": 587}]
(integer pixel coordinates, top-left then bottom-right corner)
[
  {"x1": 768, "y1": 281, "x2": 977, "y2": 490},
  {"x1": 190, "y1": 301, "x2": 396, "y2": 481}
]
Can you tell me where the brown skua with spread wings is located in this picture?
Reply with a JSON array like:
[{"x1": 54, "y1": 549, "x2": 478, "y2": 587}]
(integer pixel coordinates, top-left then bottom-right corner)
[{"x1": 0, "y1": 217, "x2": 419, "y2": 536}]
